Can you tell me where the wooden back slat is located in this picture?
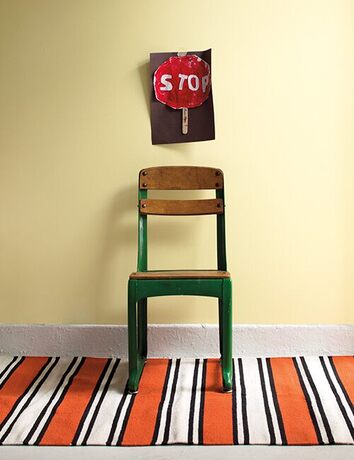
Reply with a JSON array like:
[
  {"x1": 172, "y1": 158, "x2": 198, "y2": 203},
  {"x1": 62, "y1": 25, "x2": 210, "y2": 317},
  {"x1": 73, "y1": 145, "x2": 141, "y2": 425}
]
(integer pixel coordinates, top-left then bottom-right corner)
[
  {"x1": 139, "y1": 166, "x2": 223, "y2": 190},
  {"x1": 140, "y1": 198, "x2": 224, "y2": 216}
]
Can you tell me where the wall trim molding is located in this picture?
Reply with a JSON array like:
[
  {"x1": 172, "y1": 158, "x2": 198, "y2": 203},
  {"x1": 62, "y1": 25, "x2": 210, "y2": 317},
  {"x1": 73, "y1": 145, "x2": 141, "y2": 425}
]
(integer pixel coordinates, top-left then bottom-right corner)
[{"x1": 0, "y1": 323, "x2": 353, "y2": 358}]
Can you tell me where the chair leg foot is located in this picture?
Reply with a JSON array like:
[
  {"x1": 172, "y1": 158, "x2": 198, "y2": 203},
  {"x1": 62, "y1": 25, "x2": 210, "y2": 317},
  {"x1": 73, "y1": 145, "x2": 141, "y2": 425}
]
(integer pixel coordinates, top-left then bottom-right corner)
[
  {"x1": 222, "y1": 387, "x2": 232, "y2": 393},
  {"x1": 127, "y1": 373, "x2": 140, "y2": 394},
  {"x1": 128, "y1": 388, "x2": 139, "y2": 395},
  {"x1": 127, "y1": 355, "x2": 146, "y2": 394},
  {"x1": 127, "y1": 375, "x2": 138, "y2": 394},
  {"x1": 222, "y1": 369, "x2": 233, "y2": 393}
]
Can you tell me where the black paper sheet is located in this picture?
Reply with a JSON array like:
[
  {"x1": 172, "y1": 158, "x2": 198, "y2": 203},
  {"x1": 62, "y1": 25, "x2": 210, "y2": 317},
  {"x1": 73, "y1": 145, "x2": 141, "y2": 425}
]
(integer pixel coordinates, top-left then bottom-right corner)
[{"x1": 150, "y1": 49, "x2": 215, "y2": 145}]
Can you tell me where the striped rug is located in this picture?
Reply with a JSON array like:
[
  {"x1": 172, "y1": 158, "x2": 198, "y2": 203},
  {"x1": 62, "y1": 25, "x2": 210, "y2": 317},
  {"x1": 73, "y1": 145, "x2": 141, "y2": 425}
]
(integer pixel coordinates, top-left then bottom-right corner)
[{"x1": 0, "y1": 356, "x2": 353, "y2": 446}]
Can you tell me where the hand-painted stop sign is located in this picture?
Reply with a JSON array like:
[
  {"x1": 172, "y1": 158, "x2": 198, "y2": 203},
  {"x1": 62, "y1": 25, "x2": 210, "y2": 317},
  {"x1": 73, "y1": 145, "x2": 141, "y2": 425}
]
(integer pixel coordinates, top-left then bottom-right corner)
[{"x1": 154, "y1": 55, "x2": 211, "y2": 110}]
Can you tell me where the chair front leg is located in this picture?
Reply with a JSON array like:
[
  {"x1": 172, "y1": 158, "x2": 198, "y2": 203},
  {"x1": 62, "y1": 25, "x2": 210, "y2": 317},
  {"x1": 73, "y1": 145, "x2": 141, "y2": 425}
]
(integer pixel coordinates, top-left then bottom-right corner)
[
  {"x1": 127, "y1": 280, "x2": 144, "y2": 393},
  {"x1": 221, "y1": 279, "x2": 233, "y2": 392},
  {"x1": 138, "y1": 298, "x2": 147, "y2": 360}
]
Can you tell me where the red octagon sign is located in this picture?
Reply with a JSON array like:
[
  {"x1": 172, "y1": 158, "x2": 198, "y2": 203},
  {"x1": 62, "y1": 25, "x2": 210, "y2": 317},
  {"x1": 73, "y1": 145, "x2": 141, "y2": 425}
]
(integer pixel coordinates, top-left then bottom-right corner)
[{"x1": 153, "y1": 55, "x2": 211, "y2": 110}]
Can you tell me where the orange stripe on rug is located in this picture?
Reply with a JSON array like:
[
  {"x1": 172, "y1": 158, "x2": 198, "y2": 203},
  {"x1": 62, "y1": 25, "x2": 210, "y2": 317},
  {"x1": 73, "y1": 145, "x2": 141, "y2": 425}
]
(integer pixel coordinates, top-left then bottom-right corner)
[
  {"x1": 331, "y1": 356, "x2": 354, "y2": 404},
  {"x1": 121, "y1": 359, "x2": 169, "y2": 446},
  {"x1": 39, "y1": 358, "x2": 108, "y2": 445},
  {"x1": 203, "y1": 358, "x2": 233, "y2": 445},
  {"x1": 270, "y1": 357, "x2": 318, "y2": 445},
  {"x1": 0, "y1": 357, "x2": 49, "y2": 424}
]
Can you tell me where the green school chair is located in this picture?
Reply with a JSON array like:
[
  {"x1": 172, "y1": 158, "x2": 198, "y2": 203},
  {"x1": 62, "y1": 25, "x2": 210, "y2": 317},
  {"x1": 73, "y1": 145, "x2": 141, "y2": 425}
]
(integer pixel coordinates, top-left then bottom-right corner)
[{"x1": 127, "y1": 166, "x2": 233, "y2": 393}]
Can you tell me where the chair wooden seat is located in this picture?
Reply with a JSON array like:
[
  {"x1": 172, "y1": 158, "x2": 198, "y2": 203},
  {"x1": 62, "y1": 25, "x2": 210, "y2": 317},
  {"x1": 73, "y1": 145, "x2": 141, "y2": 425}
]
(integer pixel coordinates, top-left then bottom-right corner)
[{"x1": 130, "y1": 270, "x2": 230, "y2": 280}]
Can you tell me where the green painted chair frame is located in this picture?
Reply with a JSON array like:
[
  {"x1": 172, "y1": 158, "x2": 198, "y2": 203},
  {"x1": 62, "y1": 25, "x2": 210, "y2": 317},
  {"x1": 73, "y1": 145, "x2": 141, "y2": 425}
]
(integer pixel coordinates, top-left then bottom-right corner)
[{"x1": 127, "y1": 166, "x2": 232, "y2": 393}]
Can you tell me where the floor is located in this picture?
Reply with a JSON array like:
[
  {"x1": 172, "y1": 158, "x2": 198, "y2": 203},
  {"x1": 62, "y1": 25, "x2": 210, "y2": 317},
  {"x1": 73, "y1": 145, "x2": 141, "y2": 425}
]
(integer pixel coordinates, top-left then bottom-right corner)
[{"x1": 1, "y1": 446, "x2": 353, "y2": 460}]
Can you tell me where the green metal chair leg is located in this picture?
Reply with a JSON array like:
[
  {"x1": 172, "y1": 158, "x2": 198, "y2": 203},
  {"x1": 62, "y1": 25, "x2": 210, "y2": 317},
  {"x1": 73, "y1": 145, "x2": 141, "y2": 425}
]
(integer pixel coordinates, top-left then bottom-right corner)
[
  {"x1": 218, "y1": 298, "x2": 223, "y2": 358},
  {"x1": 221, "y1": 279, "x2": 232, "y2": 392},
  {"x1": 127, "y1": 280, "x2": 144, "y2": 393},
  {"x1": 138, "y1": 298, "x2": 147, "y2": 359}
]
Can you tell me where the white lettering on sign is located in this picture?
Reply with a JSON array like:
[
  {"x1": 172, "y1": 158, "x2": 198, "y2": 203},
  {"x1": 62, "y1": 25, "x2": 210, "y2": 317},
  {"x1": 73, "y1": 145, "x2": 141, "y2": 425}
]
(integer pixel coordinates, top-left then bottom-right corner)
[
  {"x1": 188, "y1": 75, "x2": 199, "y2": 91},
  {"x1": 159, "y1": 74, "x2": 172, "y2": 91},
  {"x1": 178, "y1": 74, "x2": 188, "y2": 90},
  {"x1": 202, "y1": 75, "x2": 209, "y2": 93},
  {"x1": 160, "y1": 74, "x2": 209, "y2": 93}
]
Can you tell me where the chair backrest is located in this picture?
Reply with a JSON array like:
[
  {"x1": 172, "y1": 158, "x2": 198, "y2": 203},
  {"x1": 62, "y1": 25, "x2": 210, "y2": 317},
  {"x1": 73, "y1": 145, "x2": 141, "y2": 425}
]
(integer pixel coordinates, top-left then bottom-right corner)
[{"x1": 137, "y1": 166, "x2": 227, "y2": 271}]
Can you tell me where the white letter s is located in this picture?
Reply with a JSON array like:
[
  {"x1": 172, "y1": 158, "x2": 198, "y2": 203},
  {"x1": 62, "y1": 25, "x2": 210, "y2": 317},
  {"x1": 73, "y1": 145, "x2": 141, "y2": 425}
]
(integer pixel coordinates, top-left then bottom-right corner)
[{"x1": 160, "y1": 74, "x2": 172, "y2": 91}]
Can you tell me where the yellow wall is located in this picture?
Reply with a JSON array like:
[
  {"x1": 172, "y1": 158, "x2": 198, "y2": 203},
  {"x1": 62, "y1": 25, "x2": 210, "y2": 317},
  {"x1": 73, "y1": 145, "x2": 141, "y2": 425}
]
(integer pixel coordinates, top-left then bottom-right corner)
[{"x1": 0, "y1": 0, "x2": 353, "y2": 324}]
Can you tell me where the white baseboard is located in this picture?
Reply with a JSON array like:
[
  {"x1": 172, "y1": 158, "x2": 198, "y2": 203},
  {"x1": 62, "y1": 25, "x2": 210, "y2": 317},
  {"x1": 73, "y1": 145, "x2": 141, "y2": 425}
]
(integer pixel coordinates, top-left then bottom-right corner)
[{"x1": 0, "y1": 324, "x2": 353, "y2": 358}]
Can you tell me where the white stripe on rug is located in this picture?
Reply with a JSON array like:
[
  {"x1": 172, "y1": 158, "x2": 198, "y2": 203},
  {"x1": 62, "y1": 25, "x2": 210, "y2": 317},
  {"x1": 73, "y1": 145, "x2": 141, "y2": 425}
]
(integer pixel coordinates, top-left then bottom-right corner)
[
  {"x1": 167, "y1": 359, "x2": 197, "y2": 444},
  {"x1": 88, "y1": 360, "x2": 130, "y2": 445},
  {"x1": 6, "y1": 357, "x2": 82, "y2": 445},
  {"x1": 0, "y1": 357, "x2": 58, "y2": 443},
  {"x1": 234, "y1": 358, "x2": 246, "y2": 444},
  {"x1": 294, "y1": 357, "x2": 329, "y2": 444},
  {"x1": 72, "y1": 358, "x2": 116, "y2": 445},
  {"x1": 260, "y1": 358, "x2": 283, "y2": 445},
  {"x1": 87, "y1": 362, "x2": 128, "y2": 444},
  {"x1": 0, "y1": 356, "x2": 22, "y2": 387},
  {"x1": 154, "y1": 359, "x2": 177, "y2": 445},
  {"x1": 305, "y1": 357, "x2": 353, "y2": 443},
  {"x1": 322, "y1": 356, "x2": 354, "y2": 427},
  {"x1": 191, "y1": 358, "x2": 203, "y2": 445},
  {"x1": 77, "y1": 358, "x2": 121, "y2": 445},
  {"x1": 0, "y1": 356, "x2": 15, "y2": 372},
  {"x1": 242, "y1": 357, "x2": 271, "y2": 444}
]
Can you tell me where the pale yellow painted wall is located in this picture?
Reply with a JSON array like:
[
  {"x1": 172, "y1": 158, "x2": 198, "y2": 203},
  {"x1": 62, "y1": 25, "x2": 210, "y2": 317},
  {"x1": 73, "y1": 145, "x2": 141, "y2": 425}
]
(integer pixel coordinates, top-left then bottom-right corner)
[{"x1": 0, "y1": 0, "x2": 353, "y2": 324}]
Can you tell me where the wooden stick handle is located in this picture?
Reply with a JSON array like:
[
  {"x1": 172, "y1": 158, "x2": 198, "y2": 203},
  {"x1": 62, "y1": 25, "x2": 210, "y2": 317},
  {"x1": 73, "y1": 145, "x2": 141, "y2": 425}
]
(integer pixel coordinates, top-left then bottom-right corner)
[
  {"x1": 178, "y1": 52, "x2": 188, "y2": 135},
  {"x1": 182, "y1": 108, "x2": 188, "y2": 135}
]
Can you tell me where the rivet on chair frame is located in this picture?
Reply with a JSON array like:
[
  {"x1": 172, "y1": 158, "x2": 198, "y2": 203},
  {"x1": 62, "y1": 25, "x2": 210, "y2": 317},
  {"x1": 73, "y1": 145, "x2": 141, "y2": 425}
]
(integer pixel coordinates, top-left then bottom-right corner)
[
  {"x1": 142, "y1": 203, "x2": 147, "y2": 208},
  {"x1": 215, "y1": 182, "x2": 220, "y2": 187},
  {"x1": 142, "y1": 183, "x2": 147, "y2": 187},
  {"x1": 142, "y1": 171, "x2": 147, "y2": 176}
]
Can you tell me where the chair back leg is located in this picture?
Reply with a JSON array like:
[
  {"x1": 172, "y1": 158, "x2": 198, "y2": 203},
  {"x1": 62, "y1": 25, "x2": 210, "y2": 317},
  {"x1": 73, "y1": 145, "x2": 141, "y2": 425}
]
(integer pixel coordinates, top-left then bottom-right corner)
[
  {"x1": 127, "y1": 280, "x2": 145, "y2": 393},
  {"x1": 218, "y1": 298, "x2": 223, "y2": 357}
]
